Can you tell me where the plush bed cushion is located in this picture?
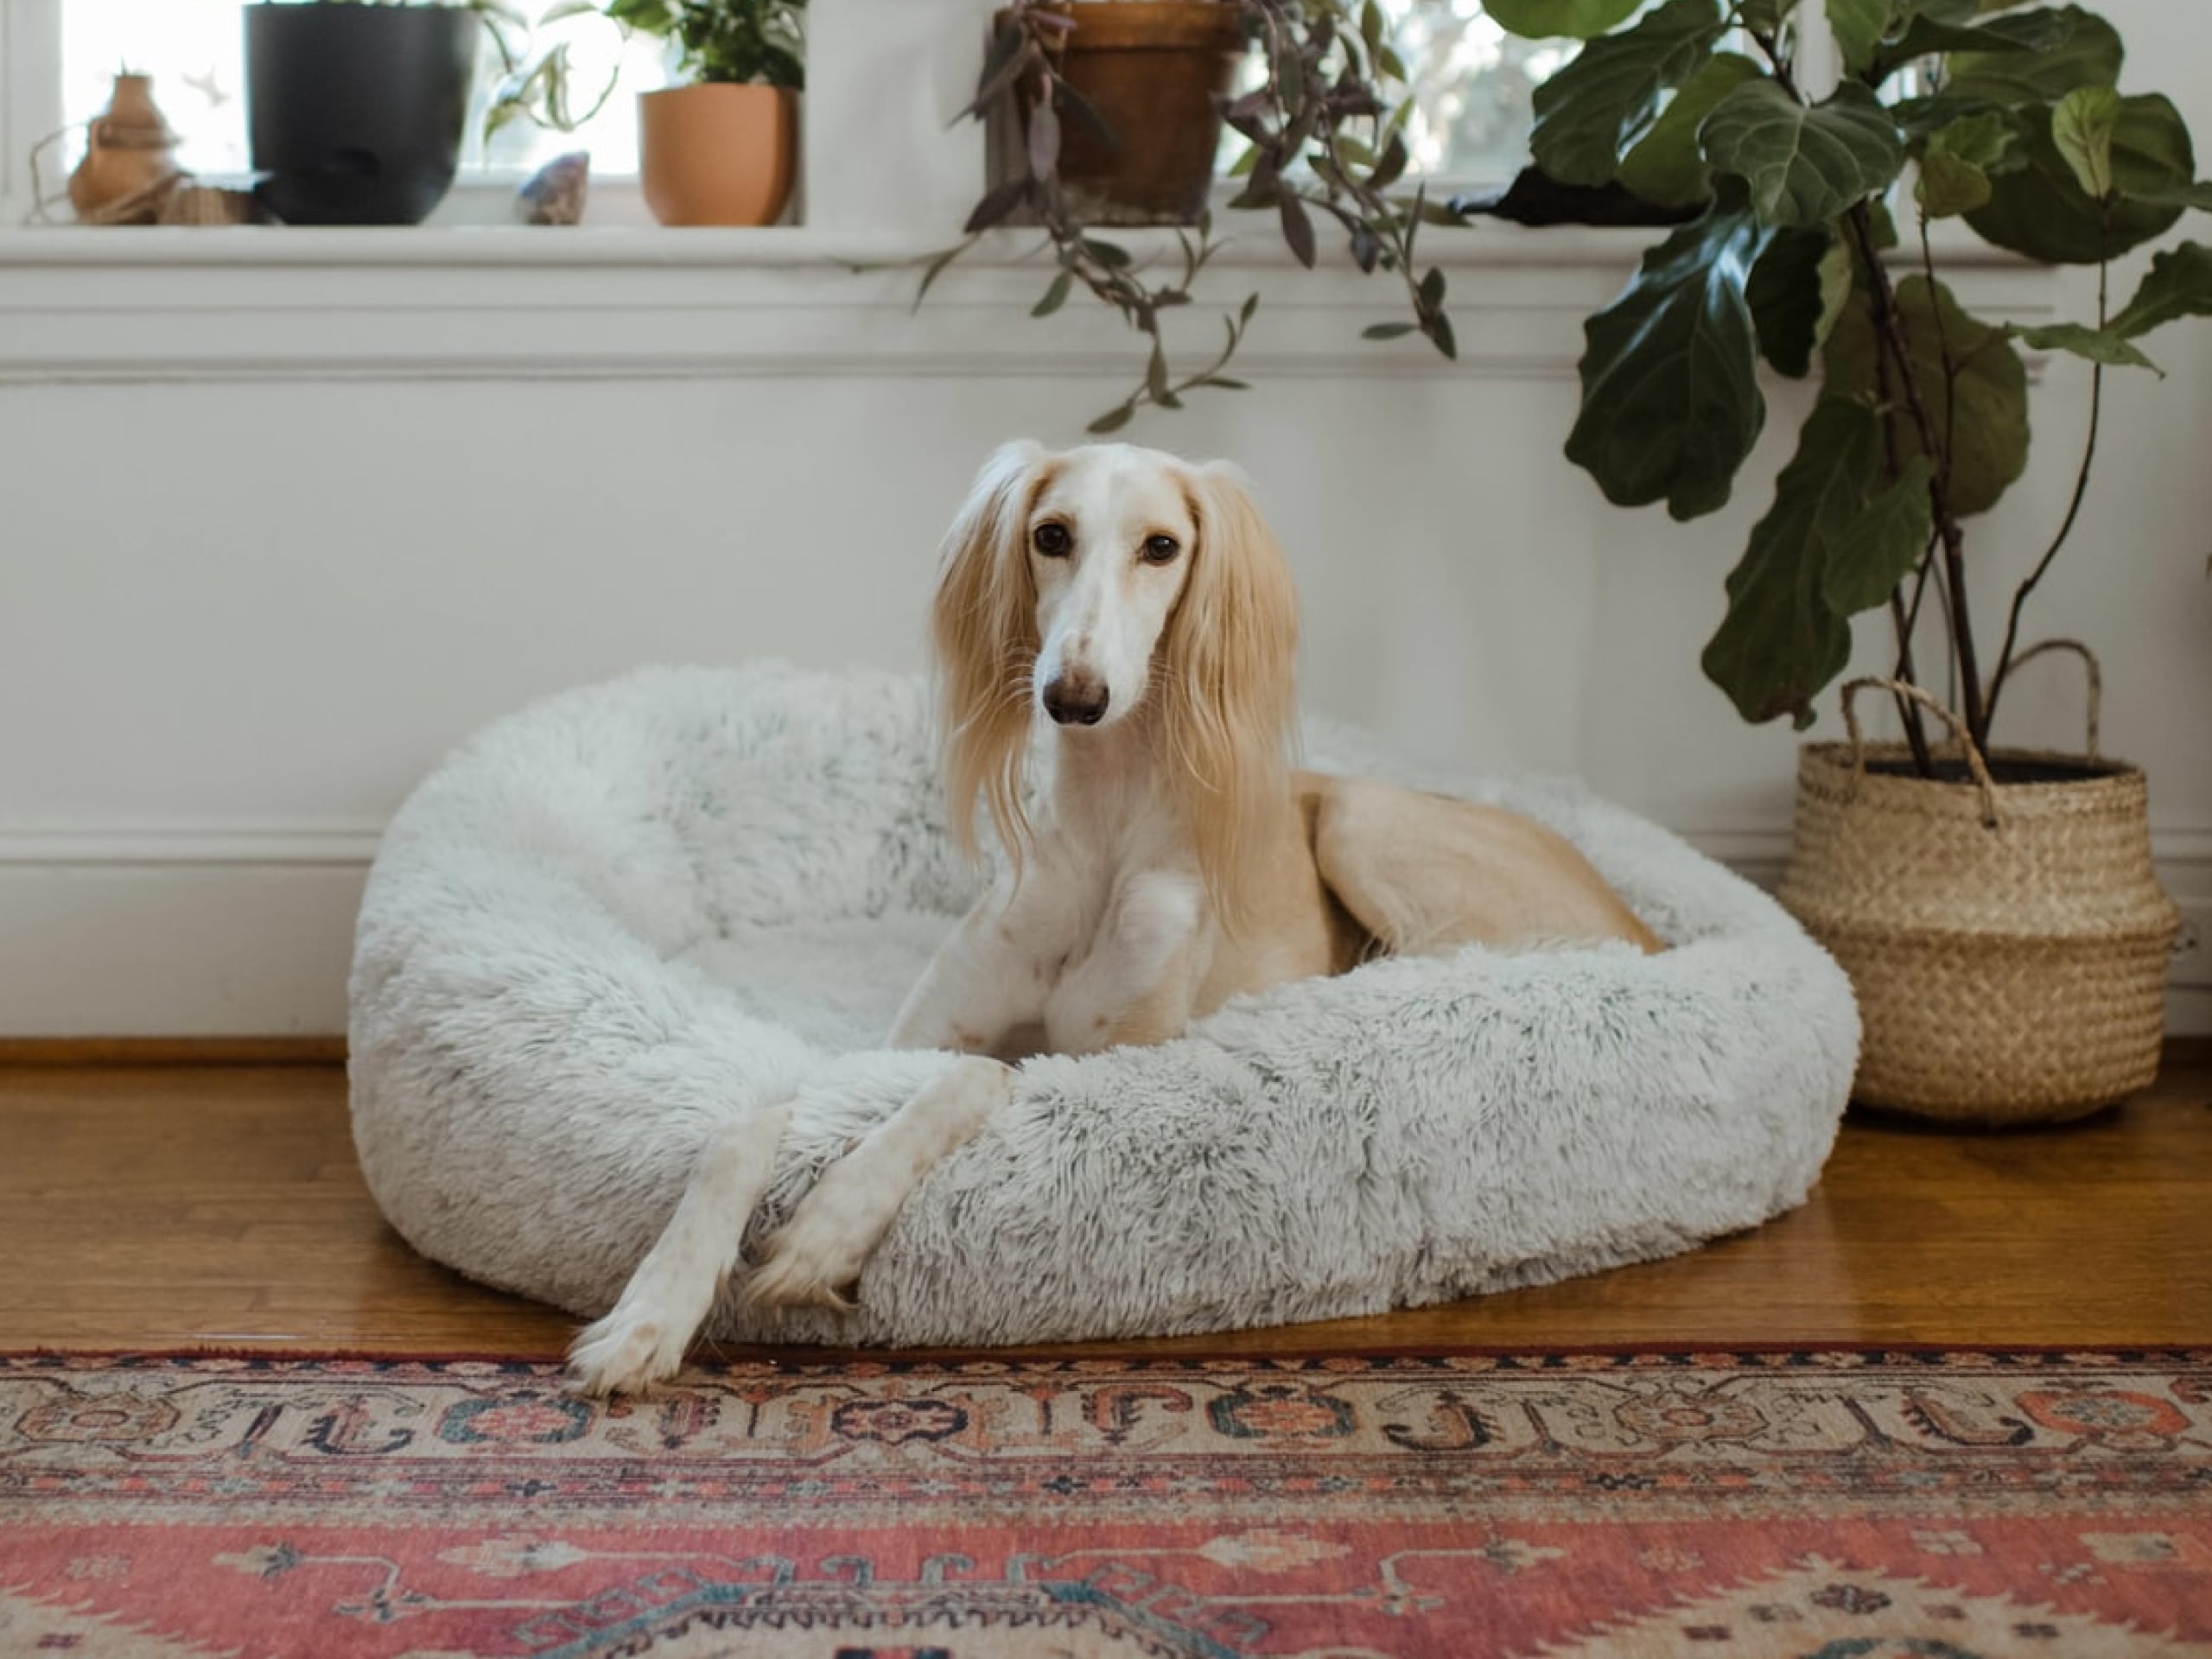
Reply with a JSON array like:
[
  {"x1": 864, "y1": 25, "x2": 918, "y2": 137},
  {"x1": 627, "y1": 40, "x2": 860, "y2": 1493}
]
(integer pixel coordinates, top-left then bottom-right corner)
[{"x1": 349, "y1": 662, "x2": 1859, "y2": 1347}]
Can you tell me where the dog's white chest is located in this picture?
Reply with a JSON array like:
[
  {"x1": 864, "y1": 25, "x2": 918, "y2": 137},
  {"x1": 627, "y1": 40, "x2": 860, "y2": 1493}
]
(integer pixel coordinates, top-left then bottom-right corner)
[{"x1": 1033, "y1": 861, "x2": 1206, "y2": 1055}]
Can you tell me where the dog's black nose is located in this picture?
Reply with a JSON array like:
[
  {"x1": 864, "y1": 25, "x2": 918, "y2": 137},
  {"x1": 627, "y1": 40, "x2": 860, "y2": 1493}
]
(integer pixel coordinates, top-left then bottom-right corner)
[{"x1": 1042, "y1": 677, "x2": 1109, "y2": 726}]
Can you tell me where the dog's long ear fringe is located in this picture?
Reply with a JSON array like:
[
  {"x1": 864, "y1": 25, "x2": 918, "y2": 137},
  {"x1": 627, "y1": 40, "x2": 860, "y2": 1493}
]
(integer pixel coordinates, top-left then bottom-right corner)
[
  {"x1": 1162, "y1": 461, "x2": 1300, "y2": 932},
  {"x1": 933, "y1": 440, "x2": 1051, "y2": 877}
]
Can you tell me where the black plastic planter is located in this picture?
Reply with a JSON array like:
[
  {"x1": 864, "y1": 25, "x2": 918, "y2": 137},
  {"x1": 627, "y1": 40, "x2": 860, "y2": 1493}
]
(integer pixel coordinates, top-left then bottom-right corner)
[{"x1": 245, "y1": 3, "x2": 479, "y2": 226}]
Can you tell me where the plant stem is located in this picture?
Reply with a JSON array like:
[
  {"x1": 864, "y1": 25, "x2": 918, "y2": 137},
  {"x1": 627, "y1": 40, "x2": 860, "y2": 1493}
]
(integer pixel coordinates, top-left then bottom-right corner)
[
  {"x1": 1888, "y1": 588, "x2": 1936, "y2": 774},
  {"x1": 1845, "y1": 201, "x2": 1987, "y2": 751},
  {"x1": 1751, "y1": 22, "x2": 1938, "y2": 768},
  {"x1": 1986, "y1": 254, "x2": 2109, "y2": 730}
]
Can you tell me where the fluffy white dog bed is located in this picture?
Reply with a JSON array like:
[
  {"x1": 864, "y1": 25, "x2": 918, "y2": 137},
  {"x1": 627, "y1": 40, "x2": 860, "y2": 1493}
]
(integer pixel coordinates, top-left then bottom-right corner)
[{"x1": 350, "y1": 662, "x2": 1859, "y2": 1348}]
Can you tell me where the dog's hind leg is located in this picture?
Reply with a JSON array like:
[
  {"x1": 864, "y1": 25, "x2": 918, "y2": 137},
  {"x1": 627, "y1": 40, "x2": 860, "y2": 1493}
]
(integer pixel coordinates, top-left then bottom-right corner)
[
  {"x1": 1307, "y1": 774, "x2": 1662, "y2": 956},
  {"x1": 747, "y1": 1056, "x2": 1014, "y2": 1311},
  {"x1": 566, "y1": 1099, "x2": 794, "y2": 1397}
]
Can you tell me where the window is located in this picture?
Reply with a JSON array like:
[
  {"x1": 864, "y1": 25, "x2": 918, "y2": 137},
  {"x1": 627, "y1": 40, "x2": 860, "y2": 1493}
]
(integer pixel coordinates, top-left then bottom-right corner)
[
  {"x1": 56, "y1": 0, "x2": 1581, "y2": 201},
  {"x1": 1377, "y1": 0, "x2": 1584, "y2": 183},
  {"x1": 60, "y1": 0, "x2": 668, "y2": 183}
]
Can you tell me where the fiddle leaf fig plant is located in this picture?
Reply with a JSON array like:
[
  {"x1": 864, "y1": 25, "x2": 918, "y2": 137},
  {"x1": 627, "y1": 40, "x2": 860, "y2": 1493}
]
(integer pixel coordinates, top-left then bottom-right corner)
[{"x1": 1501, "y1": 0, "x2": 2212, "y2": 766}]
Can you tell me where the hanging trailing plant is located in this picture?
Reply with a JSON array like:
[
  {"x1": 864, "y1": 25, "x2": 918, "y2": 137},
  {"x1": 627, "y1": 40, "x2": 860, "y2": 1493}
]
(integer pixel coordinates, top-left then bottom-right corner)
[
  {"x1": 1497, "y1": 0, "x2": 2210, "y2": 767},
  {"x1": 925, "y1": 0, "x2": 1463, "y2": 434}
]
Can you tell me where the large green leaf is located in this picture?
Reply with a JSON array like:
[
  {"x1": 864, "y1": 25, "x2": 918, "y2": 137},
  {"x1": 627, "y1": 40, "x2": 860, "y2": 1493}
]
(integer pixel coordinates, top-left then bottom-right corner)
[
  {"x1": 1921, "y1": 105, "x2": 2024, "y2": 171},
  {"x1": 1918, "y1": 149, "x2": 1993, "y2": 217},
  {"x1": 1745, "y1": 226, "x2": 1851, "y2": 378},
  {"x1": 1945, "y1": 5, "x2": 2121, "y2": 106},
  {"x1": 1699, "y1": 80, "x2": 1905, "y2": 228},
  {"x1": 1700, "y1": 397, "x2": 1882, "y2": 728},
  {"x1": 2013, "y1": 322, "x2": 2160, "y2": 372},
  {"x1": 1827, "y1": 0, "x2": 1888, "y2": 75},
  {"x1": 2134, "y1": 180, "x2": 2212, "y2": 211},
  {"x1": 1966, "y1": 93, "x2": 2191, "y2": 264},
  {"x1": 2109, "y1": 241, "x2": 2212, "y2": 338},
  {"x1": 1916, "y1": 108, "x2": 2024, "y2": 217},
  {"x1": 1484, "y1": 0, "x2": 1645, "y2": 40},
  {"x1": 1825, "y1": 455, "x2": 1936, "y2": 616},
  {"x1": 1567, "y1": 192, "x2": 1771, "y2": 521},
  {"x1": 1824, "y1": 274, "x2": 2030, "y2": 518},
  {"x1": 1616, "y1": 51, "x2": 1763, "y2": 208},
  {"x1": 1530, "y1": 0, "x2": 1729, "y2": 188},
  {"x1": 1869, "y1": 4, "x2": 2079, "y2": 81},
  {"x1": 2052, "y1": 85, "x2": 2120, "y2": 199}
]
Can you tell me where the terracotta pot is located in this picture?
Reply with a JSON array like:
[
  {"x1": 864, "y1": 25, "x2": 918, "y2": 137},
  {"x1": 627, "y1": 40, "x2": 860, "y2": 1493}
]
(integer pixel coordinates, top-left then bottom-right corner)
[
  {"x1": 1001, "y1": 1, "x2": 1248, "y2": 226},
  {"x1": 639, "y1": 85, "x2": 797, "y2": 227},
  {"x1": 69, "y1": 73, "x2": 179, "y2": 224}
]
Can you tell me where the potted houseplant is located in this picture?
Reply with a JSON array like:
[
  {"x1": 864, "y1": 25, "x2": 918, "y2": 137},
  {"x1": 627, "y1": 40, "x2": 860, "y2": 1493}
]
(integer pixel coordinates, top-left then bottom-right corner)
[
  {"x1": 1496, "y1": 0, "x2": 2207, "y2": 1122},
  {"x1": 245, "y1": 1, "x2": 495, "y2": 224},
  {"x1": 608, "y1": 0, "x2": 804, "y2": 226},
  {"x1": 984, "y1": 2, "x2": 1250, "y2": 227},
  {"x1": 928, "y1": 0, "x2": 1461, "y2": 431}
]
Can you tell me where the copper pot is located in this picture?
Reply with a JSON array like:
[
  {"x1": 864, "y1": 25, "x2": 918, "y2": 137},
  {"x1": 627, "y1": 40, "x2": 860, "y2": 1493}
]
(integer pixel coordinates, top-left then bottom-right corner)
[{"x1": 639, "y1": 84, "x2": 797, "y2": 227}]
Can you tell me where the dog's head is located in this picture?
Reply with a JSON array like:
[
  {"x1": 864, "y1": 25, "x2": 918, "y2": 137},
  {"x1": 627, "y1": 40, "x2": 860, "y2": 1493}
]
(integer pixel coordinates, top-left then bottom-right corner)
[{"x1": 931, "y1": 441, "x2": 1300, "y2": 915}]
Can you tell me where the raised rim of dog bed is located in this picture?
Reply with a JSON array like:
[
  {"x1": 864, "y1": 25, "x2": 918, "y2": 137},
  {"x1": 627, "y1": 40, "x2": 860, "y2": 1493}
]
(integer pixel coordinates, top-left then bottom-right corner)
[{"x1": 348, "y1": 662, "x2": 1859, "y2": 1348}]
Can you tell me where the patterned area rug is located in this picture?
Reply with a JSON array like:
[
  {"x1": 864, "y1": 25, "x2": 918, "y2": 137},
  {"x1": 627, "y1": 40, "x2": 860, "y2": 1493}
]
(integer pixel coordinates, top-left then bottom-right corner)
[{"x1": 3, "y1": 1348, "x2": 2207, "y2": 1657}]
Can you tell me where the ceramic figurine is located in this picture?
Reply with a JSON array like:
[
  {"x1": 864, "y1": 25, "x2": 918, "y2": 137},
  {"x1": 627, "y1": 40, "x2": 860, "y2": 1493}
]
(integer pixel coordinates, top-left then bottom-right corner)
[{"x1": 69, "y1": 73, "x2": 181, "y2": 224}]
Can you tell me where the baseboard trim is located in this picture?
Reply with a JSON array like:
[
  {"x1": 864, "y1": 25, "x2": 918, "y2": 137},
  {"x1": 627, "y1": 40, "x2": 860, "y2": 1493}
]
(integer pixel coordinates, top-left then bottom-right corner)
[
  {"x1": 0, "y1": 1036, "x2": 349, "y2": 1067},
  {"x1": 4, "y1": 1033, "x2": 2202, "y2": 1074},
  {"x1": 0, "y1": 833, "x2": 2202, "y2": 1038}
]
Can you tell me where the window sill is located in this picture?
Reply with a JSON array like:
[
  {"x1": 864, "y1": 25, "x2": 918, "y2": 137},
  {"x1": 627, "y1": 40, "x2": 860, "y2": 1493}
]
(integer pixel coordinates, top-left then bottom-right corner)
[{"x1": 0, "y1": 216, "x2": 2066, "y2": 385}]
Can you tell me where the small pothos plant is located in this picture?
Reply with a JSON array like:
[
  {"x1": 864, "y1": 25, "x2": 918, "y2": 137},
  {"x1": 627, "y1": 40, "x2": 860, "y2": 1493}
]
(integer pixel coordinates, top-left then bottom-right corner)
[
  {"x1": 483, "y1": 0, "x2": 804, "y2": 146},
  {"x1": 923, "y1": 0, "x2": 1462, "y2": 434},
  {"x1": 1506, "y1": 0, "x2": 2210, "y2": 769}
]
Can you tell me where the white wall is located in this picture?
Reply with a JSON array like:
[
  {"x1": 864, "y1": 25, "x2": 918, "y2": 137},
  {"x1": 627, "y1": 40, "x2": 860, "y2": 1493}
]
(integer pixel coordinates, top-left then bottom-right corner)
[{"x1": 0, "y1": 0, "x2": 2205, "y2": 1038}]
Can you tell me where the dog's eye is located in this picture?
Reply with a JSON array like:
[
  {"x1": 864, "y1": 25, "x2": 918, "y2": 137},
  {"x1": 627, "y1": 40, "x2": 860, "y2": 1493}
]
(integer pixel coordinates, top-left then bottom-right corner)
[
  {"x1": 1032, "y1": 522, "x2": 1071, "y2": 557},
  {"x1": 1141, "y1": 535, "x2": 1181, "y2": 564}
]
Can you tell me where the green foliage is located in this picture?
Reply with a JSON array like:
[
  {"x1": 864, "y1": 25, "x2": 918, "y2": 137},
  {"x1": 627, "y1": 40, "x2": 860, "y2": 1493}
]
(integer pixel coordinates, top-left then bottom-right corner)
[
  {"x1": 1614, "y1": 51, "x2": 1761, "y2": 207},
  {"x1": 936, "y1": 0, "x2": 1446, "y2": 432},
  {"x1": 1822, "y1": 274, "x2": 2029, "y2": 518},
  {"x1": 1529, "y1": 0, "x2": 1729, "y2": 187},
  {"x1": 1967, "y1": 92, "x2": 2192, "y2": 264},
  {"x1": 1483, "y1": 0, "x2": 1643, "y2": 40},
  {"x1": 480, "y1": 0, "x2": 797, "y2": 140},
  {"x1": 2109, "y1": 241, "x2": 2212, "y2": 337},
  {"x1": 1701, "y1": 397, "x2": 1929, "y2": 728},
  {"x1": 1745, "y1": 226, "x2": 1852, "y2": 378},
  {"x1": 1699, "y1": 80, "x2": 1904, "y2": 227},
  {"x1": 606, "y1": 0, "x2": 803, "y2": 87},
  {"x1": 1504, "y1": 0, "x2": 2212, "y2": 752},
  {"x1": 1567, "y1": 188, "x2": 1771, "y2": 521}
]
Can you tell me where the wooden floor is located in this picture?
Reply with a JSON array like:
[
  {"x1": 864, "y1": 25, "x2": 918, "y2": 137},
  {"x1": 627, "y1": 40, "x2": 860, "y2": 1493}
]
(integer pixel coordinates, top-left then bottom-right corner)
[{"x1": 2, "y1": 1055, "x2": 2207, "y2": 1358}]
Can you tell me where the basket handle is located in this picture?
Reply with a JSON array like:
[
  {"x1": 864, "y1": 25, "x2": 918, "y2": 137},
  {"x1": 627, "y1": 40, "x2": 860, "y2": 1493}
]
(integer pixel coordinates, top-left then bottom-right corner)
[
  {"x1": 1995, "y1": 638, "x2": 2101, "y2": 761},
  {"x1": 1839, "y1": 677, "x2": 2003, "y2": 830}
]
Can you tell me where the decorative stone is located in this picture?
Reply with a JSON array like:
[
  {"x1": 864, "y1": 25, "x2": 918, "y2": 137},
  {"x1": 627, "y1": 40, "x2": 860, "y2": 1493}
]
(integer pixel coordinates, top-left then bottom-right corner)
[{"x1": 516, "y1": 150, "x2": 589, "y2": 226}]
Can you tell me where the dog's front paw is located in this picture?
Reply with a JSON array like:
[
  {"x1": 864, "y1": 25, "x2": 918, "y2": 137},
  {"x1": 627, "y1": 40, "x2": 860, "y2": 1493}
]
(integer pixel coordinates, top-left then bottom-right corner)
[
  {"x1": 565, "y1": 1306, "x2": 690, "y2": 1397},
  {"x1": 745, "y1": 1181, "x2": 875, "y2": 1312}
]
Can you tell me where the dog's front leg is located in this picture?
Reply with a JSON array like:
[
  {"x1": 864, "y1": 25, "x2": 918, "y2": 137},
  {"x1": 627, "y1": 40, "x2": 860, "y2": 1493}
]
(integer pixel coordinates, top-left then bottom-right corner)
[
  {"x1": 746, "y1": 893, "x2": 1040, "y2": 1311},
  {"x1": 1046, "y1": 869, "x2": 1205, "y2": 1054},
  {"x1": 746, "y1": 1055, "x2": 1013, "y2": 1310},
  {"x1": 567, "y1": 1099, "x2": 794, "y2": 1396},
  {"x1": 887, "y1": 886, "x2": 1048, "y2": 1054}
]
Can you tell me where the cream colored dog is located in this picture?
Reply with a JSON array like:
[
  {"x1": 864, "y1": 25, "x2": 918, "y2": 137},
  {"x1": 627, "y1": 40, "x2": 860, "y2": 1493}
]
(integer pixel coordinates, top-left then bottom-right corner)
[{"x1": 567, "y1": 441, "x2": 1658, "y2": 1395}]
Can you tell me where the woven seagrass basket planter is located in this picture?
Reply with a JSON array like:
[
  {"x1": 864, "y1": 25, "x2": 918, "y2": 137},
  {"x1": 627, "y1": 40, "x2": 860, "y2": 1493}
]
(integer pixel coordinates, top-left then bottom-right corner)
[{"x1": 1777, "y1": 677, "x2": 2180, "y2": 1126}]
